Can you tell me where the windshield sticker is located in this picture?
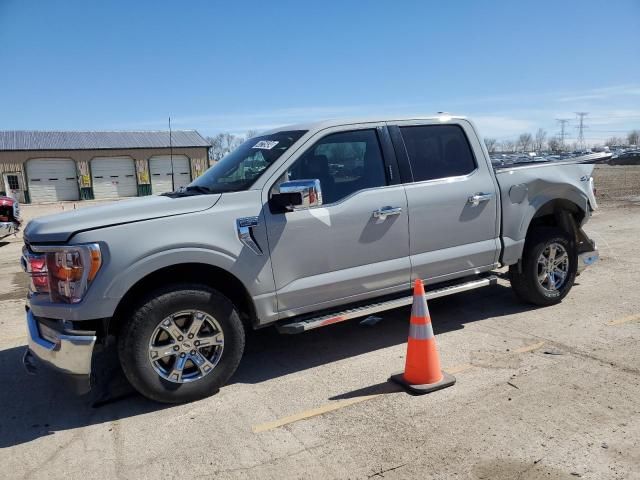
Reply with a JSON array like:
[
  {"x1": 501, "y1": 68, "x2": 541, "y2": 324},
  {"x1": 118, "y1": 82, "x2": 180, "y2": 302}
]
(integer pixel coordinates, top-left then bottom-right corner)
[{"x1": 252, "y1": 140, "x2": 279, "y2": 150}]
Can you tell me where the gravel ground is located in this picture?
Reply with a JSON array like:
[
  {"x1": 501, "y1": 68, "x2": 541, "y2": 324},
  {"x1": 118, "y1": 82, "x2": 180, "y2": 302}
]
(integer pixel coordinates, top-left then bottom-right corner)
[{"x1": 0, "y1": 198, "x2": 638, "y2": 480}]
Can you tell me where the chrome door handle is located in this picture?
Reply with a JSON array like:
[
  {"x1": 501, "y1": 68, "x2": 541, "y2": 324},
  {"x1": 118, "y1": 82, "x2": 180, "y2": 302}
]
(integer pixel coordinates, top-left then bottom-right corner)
[
  {"x1": 467, "y1": 192, "x2": 494, "y2": 207},
  {"x1": 373, "y1": 206, "x2": 402, "y2": 219}
]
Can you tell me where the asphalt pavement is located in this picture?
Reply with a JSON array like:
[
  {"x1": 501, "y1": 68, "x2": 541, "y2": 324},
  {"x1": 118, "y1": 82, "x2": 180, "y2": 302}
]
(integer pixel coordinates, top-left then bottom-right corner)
[{"x1": 0, "y1": 199, "x2": 638, "y2": 480}]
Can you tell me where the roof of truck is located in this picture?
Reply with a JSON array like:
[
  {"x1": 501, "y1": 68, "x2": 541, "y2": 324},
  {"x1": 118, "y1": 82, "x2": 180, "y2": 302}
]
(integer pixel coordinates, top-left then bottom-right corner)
[{"x1": 261, "y1": 114, "x2": 469, "y2": 135}]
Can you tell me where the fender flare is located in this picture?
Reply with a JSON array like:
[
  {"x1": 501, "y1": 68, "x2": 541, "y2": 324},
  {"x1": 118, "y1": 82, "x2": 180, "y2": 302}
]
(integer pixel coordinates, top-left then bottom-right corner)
[{"x1": 103, "y1": 247, "x2": 238, "y2": 300}]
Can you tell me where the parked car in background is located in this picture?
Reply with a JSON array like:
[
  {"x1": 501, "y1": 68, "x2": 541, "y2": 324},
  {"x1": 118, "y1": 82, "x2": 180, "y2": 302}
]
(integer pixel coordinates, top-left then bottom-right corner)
[{"x1": 0, "y1": 195, "x2": 21, "y2": 239}]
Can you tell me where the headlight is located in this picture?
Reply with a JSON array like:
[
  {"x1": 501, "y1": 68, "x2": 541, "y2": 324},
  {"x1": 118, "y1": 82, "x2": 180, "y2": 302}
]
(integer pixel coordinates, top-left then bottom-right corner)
[{"x1": 22, "y1": 244, "x2": 102, "y2": 303}]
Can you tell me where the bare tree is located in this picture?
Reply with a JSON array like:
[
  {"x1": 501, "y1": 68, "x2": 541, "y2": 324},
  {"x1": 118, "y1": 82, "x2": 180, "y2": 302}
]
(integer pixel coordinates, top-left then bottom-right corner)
[
  {"x1": 533, "y1": 128, "x2": 547, "y2": 152},
  {"x1": 502, "y1": 140, "x2": 516, "y2": 153},
  {"x1": 484, "y1": 138, "x2": 498, "y2": 153},
  {"x1": 245, "y1": 129, "x2": 259, "y2": 140},
  {"x1": 605, "y1": 136, "x2": 625, "y2": 147},
  {"x1": 547, "y1": 136, "x2": 562, "y2": 153},
  {"x1": 628, "y1": 130, "x2": 640, "y2": 146},
  {"x1": 206, "y1": 133, "x2": 244, "y2": 164},
  {"x1": 517, "y1": 133, "x2": 533, "y2": 152}
]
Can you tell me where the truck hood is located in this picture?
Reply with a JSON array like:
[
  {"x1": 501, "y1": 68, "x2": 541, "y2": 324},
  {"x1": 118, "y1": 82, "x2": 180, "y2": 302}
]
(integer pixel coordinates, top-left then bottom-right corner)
[{"x1": 24, "y1": 194, "x2": 221, "y2": 244}]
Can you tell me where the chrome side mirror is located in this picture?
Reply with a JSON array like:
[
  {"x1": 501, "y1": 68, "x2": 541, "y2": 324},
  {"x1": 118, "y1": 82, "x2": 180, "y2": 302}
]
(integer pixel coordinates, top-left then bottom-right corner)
[{"x1": 271, "y1": 179, "x2": 323, "y2": 212}]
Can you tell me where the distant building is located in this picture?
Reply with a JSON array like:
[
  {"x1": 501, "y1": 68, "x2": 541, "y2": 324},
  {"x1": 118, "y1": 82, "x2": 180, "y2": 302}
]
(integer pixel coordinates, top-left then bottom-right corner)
[{"x1": 0, "y1": 130, "x2": 210, "y2": 203}]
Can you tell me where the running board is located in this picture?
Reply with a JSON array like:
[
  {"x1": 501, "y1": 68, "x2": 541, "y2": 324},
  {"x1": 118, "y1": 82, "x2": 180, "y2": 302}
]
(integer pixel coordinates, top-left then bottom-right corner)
[{"x1": 276, "y1": 275, "x2": 498, "y2": 334}]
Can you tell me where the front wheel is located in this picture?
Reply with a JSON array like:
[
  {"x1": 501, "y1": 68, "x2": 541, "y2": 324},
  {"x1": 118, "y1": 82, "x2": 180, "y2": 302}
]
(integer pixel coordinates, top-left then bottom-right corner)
[
  {"x1": 118, "y1": 284, "x2": 245, "y2": 403},
  {"x1": 509, "y1": 227, "x2": 577, "y2": 306}
]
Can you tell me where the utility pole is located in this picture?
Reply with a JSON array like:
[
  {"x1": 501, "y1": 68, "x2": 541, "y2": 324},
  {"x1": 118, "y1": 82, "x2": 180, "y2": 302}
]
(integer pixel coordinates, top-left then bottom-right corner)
[
  {"x1": 575, "y1": 112, "x2": 589, "y2": 151},
  {"x1": 169, "y1": 116, "x2": 175, "y2": 191},
  {"x1": 556, "y1": 118, "x2": 570, "y2": 151}
]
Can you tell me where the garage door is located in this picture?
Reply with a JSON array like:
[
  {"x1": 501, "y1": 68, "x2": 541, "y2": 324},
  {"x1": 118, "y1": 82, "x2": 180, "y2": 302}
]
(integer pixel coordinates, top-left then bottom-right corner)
[
  {"x1": 149, "y1": 155, "x2": 191, "y2": 194},
  {"x1": 91, "y1": 157, "x2": 138, "y2": 199},
  {"x1": 26, "y1": 158, "x2": 79, "y2": 203}
]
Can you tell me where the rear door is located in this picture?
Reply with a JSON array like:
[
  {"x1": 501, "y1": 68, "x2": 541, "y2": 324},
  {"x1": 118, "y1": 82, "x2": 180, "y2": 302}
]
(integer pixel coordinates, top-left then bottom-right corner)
[
  {"x1": 389, "y1": 120, "x2": 500, "y2": 283},
  {"x1": 262, "y1": 124, "x2": 410, "y2": 318}
]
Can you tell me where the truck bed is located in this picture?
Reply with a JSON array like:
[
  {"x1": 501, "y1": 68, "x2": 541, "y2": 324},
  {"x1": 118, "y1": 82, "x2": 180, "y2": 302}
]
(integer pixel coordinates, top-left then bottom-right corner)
[{"x1": 492, "y1": 152, "x2": 612, "y2": 170}]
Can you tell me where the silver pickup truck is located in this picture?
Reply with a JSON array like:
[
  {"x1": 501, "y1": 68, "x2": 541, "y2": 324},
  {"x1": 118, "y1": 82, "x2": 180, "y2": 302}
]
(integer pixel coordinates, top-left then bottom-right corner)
[{"x1": 21, "y1": 115, "x2": 600, "y2": 403}]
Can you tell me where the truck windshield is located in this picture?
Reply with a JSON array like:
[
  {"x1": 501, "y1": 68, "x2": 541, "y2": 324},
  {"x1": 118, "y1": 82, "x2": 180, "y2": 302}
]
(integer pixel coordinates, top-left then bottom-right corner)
[{"x1": 181, "y1": 130, "x2": 307, "y2": 195}]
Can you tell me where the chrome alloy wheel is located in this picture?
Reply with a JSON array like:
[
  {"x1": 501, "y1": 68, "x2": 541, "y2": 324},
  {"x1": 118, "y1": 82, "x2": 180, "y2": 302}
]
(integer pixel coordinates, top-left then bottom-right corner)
[
  {"x1": 148, "y1": 310, "x2": 224, "y2": 383},
  {"x1": 537, "y1": 242, "x2": 569, "y2": 292}
]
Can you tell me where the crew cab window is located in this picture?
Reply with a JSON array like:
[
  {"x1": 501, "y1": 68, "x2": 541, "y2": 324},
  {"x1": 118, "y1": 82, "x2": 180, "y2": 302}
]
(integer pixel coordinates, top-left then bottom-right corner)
[
  {"x1": 399, "y1": 125, "x2": 476, "y2": 181},
  {"x1": 286, "y1": 129, "x2": 387, "y2": 204}
]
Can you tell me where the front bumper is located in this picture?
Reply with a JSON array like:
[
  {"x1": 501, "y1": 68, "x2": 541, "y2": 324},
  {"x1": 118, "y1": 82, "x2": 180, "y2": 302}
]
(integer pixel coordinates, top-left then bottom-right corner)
[{"x1": 23, "y1": 309, "x2": 96, "y2": 394}]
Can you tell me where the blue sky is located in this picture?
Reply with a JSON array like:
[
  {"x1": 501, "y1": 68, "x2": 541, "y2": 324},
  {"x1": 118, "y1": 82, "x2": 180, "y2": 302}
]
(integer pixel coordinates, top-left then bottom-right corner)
[{"x1": 1, "y1": 0, "x2": 639, "y2": 145}]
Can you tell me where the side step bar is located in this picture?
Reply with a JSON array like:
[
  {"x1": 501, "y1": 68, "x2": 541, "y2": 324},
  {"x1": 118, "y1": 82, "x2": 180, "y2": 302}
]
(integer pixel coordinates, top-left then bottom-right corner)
[{"x1": 277, "y1": 275, "x2": 498, "y2": 334}]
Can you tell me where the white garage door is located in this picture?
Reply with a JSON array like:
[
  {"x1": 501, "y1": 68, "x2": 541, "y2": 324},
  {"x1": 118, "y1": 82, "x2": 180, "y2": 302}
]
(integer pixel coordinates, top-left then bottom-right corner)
[
  {"x1": 91, "y1": 157, "x2": 138, "y2": 199},
  {"x1": 149, "y1": 155, "x2": 191, "y2": 194},
  {"x1": 26, "y1": 158, "x2": 79, "y2": 203}
]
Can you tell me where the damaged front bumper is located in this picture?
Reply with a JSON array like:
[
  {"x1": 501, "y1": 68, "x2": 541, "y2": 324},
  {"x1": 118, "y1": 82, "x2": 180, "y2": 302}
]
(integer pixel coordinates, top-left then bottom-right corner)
[{"x1": 23, "y1": 309, "x2": 96, "y2": 394}]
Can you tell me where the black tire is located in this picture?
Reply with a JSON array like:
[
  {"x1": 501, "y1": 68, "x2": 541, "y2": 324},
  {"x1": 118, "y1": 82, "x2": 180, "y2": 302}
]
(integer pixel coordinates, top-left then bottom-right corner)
[
  {"x1": 118, "y1": 283, "x2": 245, "y2": 403},
  {"x1": 509, "y1": 227, "x2": 577, "y2": 306}
]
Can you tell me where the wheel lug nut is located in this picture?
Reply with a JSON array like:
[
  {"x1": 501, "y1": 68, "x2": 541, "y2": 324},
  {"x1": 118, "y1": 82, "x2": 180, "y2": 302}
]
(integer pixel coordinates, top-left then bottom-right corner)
[
  {"x1": 188, "y1": 333, "x2": 194, "y2": 339},
  {"x1": 178, "y1": 336, "x2": 183, "y2": 341},
  {"x1": 173, "y1": 345, "x2": 179, "y2": 351},
  {"x1": 190, "y1": 350, "x2": 196, "y2": 355},
  {"x1": 194, "y1": 340, "x2": 200, "y2": 346},
  {"x1": 180, "y1": 352, "x2": 186, "y2": 358}
]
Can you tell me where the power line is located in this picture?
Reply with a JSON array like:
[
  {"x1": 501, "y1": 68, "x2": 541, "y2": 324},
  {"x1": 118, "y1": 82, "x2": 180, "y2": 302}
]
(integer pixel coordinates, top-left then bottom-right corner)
[
  {"x1": 556, "y1": 118, "x2": 570, "y2": 149},
  {"x1": 575, "y1": 112, "x2": 589, "y2": 149},
  {"x1": 169, "y1": 116, "x2": 175, "y2": 192}
]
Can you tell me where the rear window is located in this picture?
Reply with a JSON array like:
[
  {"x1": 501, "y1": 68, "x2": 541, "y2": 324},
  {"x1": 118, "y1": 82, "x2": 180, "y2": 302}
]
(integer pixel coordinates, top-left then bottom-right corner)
[{"x1": 399, "y1": 125, "x2": 476, "y2": 182}]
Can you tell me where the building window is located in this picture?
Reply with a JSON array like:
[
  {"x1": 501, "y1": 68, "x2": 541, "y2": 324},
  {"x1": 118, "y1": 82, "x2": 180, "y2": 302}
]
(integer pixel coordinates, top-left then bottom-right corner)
[{"x1": 6, "y1": 175, "x2": 20, "y2": 190}]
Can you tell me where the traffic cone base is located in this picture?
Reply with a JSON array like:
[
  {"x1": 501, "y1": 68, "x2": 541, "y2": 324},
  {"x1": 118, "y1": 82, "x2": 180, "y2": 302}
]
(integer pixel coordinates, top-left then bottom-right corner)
[{"x1": 389, "y1": 370, "x2": 456, "y2": 395}]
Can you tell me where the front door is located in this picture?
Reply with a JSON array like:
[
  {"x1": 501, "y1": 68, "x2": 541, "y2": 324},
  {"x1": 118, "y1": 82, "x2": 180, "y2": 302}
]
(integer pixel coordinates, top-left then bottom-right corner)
[
  {"x1": 263, "y1": 126, "x2": 411, "y2": 318},
  {"x1": 3, "y1": 173, "x2": 25, "y2": 203}
]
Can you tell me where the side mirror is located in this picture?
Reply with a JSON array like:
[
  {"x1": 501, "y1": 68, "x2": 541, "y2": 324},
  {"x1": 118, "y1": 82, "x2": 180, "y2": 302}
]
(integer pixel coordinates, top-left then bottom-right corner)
[{"x1": 270, "y1": 179, "x2": 323, "y2": 212}]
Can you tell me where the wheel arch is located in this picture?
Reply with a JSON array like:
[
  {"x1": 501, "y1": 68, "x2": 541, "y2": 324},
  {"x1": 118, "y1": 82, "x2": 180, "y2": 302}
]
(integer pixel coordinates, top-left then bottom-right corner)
[
  {"x1": 501, "y1": 193, "x2": 588, "y2": 267},
  {"x1": 526, "y1": 198, "x2": 586, "y2": 242},
  {"x1": 107, "y1": 263, "x2": 257, "y2": 337}
]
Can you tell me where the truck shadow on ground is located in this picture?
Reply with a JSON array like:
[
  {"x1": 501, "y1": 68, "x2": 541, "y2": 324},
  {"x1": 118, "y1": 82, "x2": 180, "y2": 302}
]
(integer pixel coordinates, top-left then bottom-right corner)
[
  {"x1": 233, "y1": 283, "x2": 534, "y2": 385},
  {"x1": 0, "y1": 283, "x2": 535, "y2": 448}
]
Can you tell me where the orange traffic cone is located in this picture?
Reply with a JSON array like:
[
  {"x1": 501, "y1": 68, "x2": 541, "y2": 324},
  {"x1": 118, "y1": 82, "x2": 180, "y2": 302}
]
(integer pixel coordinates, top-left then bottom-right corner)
[{"x1": 390, "y1": 279, "x2": 456, "y2": 394}]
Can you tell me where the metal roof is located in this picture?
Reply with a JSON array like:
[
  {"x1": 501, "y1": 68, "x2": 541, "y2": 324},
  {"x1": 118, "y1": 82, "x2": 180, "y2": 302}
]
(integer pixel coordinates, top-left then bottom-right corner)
[{"x1": 0, "y1": 130, "x2": 210, "y2": 151}]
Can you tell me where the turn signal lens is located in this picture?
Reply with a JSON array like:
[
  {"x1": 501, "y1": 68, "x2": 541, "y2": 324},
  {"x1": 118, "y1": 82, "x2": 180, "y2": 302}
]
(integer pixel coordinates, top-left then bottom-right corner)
[{"x1": 88, "y1": 247, "x2": 101, "y2": 281}]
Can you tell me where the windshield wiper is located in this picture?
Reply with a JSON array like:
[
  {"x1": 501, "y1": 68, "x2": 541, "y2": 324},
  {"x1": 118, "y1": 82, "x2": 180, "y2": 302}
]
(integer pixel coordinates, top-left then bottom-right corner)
[{"x1": 162, "y1": 185, "x2": 214, "y2": 198}]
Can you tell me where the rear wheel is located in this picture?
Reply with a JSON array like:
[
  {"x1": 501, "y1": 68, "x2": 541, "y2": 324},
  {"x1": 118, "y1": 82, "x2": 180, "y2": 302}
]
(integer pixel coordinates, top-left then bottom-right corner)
[
  {"x1": 118, "y1": 284, "x2": 245, "y2": 403},
  {"x1": 509, "y1": 227, "x2": 577, "y2": 306}
]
